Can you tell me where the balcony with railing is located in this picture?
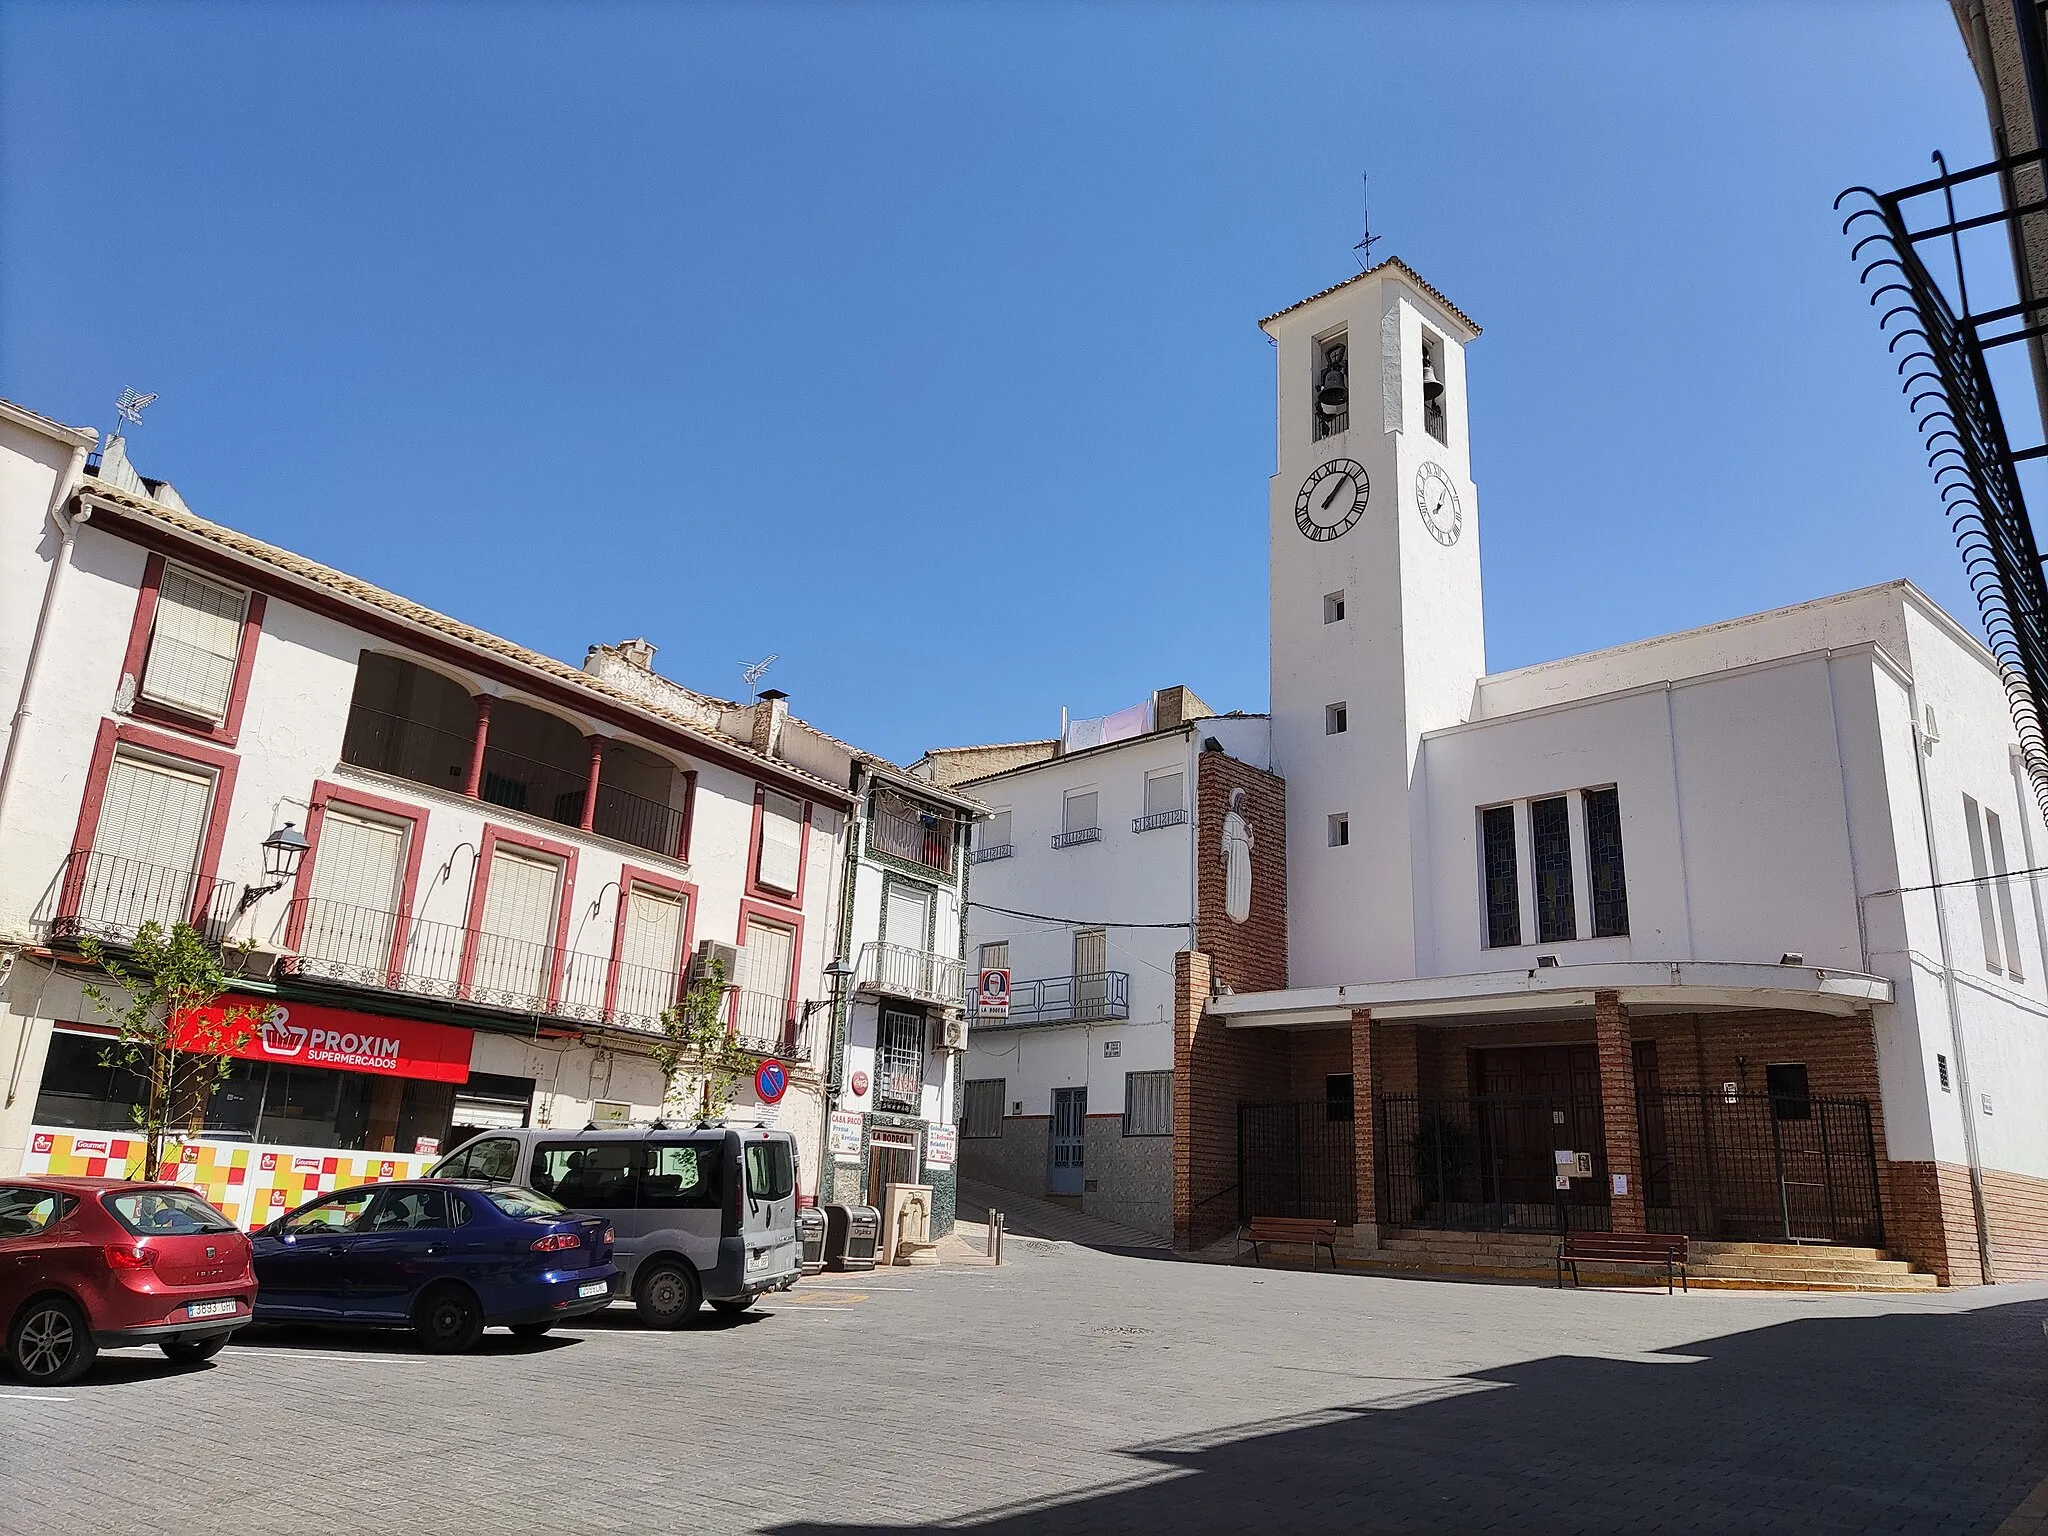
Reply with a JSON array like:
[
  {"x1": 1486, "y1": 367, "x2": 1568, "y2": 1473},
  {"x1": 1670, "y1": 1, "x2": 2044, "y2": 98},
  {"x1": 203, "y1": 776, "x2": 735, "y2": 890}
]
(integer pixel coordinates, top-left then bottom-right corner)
[
  {"x1": 41, "y1": 852, "x2": 240, "y2": 948},
  {"x1": 728, "y1": 988, "x2": 820, "y2": 1061},
  {"x1": 969, "y1": 971, "x2": 1129, "y2": 1029},
  {"x1": 854, "y1": 941, "x2": 967, "y2": 1009},
  {"x1": 1133, "y1": 808, "x2": 1188, "y2": 832},
  {"x1": 1050, "y1": 826, "x2": 1101, "y2": 849},
  {"x1": 282, "y1": 896, "x2": 683, "y2": 1032},
  {"x1": 867, "y1": 801, "x2": 957, "y2": 875}
]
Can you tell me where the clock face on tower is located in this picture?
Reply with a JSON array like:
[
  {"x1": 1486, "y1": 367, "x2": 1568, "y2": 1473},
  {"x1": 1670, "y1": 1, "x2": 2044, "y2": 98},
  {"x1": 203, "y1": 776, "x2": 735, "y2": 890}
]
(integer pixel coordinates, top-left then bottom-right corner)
[
  {"x1": 1415, "y1": 462, "x2": 1462, "y2": 546},
  {"x1": 1296, "y1": 458, "x2": 1369, "y2": 542}
]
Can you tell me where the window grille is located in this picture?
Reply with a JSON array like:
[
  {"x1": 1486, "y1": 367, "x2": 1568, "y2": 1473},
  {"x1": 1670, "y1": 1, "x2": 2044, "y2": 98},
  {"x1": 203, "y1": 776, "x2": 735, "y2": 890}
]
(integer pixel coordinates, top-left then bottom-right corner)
[
  {"x1": 877, "y1": 1008, "x2": 926, "y2": 1114},
  {"x1": 1531, "y1": 795, "x2": 1575, "y2": 944},
  {"x1": 1583, "y1": 787, "x2": 1630, "y2": 938},
  {"x1": 1123, "y1": 1070, "x2": 1173, "y2": 1136},
  {"x1": 142, "y1": 566, "x2": 246, "y2": 722},
  {"x1": 961, "y1": 1078, "x2": 1004, "y2": 1138},
  {"x1": 1481, "y1": 804, "x2": 1520, "y2": 948}
]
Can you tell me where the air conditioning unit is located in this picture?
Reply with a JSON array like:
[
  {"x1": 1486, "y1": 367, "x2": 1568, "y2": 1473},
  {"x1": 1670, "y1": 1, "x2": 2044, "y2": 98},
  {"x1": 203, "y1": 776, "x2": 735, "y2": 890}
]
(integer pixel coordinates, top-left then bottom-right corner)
[
  {"x1": 225, "y1": 940, "x2": 294, "y2": 983},
  {"x1": 937, "y1": 1013, "x2": 969, "y2": 1052},
  {"x1": 689, "y1": 939, "x2": 742, "y2": 988}
]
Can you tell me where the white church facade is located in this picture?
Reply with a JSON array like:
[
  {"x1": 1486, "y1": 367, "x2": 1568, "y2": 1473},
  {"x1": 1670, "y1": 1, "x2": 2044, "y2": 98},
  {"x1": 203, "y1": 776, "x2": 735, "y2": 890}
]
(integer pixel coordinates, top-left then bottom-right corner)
[
  {"x1": 1175, "y1": 257, "x2": 2047, "y2": 1285},
  {"x1": 936, "y1": 257, "x2": 2048, "y2": 1284}
]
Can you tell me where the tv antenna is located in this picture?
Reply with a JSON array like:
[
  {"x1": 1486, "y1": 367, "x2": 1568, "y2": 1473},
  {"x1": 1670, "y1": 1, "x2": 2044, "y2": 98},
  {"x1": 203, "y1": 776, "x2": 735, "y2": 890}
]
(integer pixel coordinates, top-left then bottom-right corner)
[
  {"x1": 1353, "y1": 173, "x2": 1382, "y2": 270},
  {"x1": 113, "y1": 388, "x2": 158, "y2": 432},
  {"x1": 740, "y1": 654, "x2": 778, "y2": 702}
]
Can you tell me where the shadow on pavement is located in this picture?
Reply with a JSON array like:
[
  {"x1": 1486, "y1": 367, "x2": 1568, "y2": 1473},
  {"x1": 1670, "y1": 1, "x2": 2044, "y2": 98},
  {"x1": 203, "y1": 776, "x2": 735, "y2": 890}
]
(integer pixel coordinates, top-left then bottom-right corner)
[{"x1": 767, "y1": 1297, "x2": 2048, "y2": 1533}]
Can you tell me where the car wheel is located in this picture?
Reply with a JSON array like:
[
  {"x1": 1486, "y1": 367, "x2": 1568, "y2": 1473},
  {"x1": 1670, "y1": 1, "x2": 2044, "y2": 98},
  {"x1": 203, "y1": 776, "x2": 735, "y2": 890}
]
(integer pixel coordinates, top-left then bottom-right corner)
[
  {"x1": 633, "y1": 1261, "x2": 701, "y2": 1329},
  {"x1": 413, "y1": 1285, "x2": 486, "y2": 1354},
  {"x1": 8, "y1": 1297, "x2": 97, "y2": 1386},
  {"x1": 509, "y1": 1322, "x2": 554, "y2": 1339},
  {"x1": 159, "y1": 1335, "x2": 229, "y2": 1366},
  {"x1": 709, "y1": 1296, "x2": 755, "y2": 1316}
]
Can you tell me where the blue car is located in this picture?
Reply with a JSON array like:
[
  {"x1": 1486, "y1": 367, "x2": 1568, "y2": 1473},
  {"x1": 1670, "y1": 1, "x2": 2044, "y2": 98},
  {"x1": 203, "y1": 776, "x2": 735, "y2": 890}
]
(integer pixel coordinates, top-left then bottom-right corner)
[{"x1": 250, "y1": 1179, "x2": 616, "y2": 1352}]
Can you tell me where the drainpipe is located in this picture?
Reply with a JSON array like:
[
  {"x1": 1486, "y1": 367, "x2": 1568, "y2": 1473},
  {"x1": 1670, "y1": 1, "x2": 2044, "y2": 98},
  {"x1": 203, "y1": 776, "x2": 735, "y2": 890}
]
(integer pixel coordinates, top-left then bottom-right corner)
[
  {"x1": 817, "y1": 759, "x2": 867, "y2": 1198},
  {"x1": 1904, "y1": 676, "x2": 1996, "y2": 1282},
  {"x1": 0, "y1": 445, "x2": 94, "y2": 848}
]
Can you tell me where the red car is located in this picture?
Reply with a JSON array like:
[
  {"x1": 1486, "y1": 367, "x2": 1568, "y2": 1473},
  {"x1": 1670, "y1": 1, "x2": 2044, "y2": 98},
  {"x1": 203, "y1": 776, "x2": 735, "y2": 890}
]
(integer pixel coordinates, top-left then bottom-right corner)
[{"x1": 0, "y1": 1177, "x2": 258, "y2": 1386}]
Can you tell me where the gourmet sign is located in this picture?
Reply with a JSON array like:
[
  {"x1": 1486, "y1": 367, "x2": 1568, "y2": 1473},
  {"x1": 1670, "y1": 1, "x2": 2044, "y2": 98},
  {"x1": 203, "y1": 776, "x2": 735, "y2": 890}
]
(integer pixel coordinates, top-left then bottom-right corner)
[{"x1": 175, "y1": 996, "x2": 474, "y2": 1083}]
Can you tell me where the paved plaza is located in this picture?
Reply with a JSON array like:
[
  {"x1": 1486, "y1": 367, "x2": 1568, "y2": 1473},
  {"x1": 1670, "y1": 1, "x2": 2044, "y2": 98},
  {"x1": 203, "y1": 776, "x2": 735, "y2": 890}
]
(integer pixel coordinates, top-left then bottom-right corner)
[{"x1": 5, "y1": 1227, "x2": 2048, "y2": 1535}]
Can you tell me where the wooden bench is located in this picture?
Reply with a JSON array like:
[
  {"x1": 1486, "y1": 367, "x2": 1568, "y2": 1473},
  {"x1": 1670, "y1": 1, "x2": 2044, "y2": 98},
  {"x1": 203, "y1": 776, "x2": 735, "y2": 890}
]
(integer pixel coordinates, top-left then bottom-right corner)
[
  {"x1": 1239, "y1": 1217, "x2": 1341, "y2": 1270},
  {"x1": 1557, "y1": 1231, "x2": 1689, "y2": 1293}
]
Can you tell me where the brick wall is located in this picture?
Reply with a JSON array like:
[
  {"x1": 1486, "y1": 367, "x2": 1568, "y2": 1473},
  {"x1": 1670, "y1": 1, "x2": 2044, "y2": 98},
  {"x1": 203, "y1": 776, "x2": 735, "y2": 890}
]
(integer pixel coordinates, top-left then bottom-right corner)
[
  {"x1": 1194, "y1": 752, "x2": 1287, "y2": 994},
  {"x1": 1173, "y1": 949, "x2": 1292, "y2": 1249},
  {"x1": 1891, "y1": 1161, "x2": 2048, "y2": 1284},
  {"x1": 1287, "y1": 1028, "x2": 1352, "y2": 1103}
]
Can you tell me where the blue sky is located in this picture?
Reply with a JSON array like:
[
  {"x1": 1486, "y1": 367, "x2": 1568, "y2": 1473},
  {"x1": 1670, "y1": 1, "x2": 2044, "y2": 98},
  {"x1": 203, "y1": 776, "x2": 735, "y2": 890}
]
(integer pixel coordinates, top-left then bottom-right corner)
[{"x1": 0, "y1": 2, "x2": 1996, "y2": 764}]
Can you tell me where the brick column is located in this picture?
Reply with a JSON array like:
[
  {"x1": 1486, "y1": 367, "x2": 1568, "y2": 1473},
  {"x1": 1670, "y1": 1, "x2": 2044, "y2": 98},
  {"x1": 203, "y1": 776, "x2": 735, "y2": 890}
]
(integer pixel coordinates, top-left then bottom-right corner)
[
  {"x1": 462, "y1": 695, "x2": 494, "y2": 799},
  {"x1": 1595, "y1": 990, "x2": 1645, "y2": 1233},
  {"x1": 1171, "y1": 948, "x2": 1212, "y2": 1251},
  {"x1": 1350, "y1": 1007, "x2": 1377, "y2": 1241},
  {"x1": 579, "y1": 735, "x2": 605, "y2": 831}
]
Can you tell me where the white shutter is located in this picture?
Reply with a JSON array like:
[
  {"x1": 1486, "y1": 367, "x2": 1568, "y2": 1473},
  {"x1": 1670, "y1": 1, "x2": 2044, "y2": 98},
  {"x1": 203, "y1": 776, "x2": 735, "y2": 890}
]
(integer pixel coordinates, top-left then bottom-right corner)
[
  {"x1": 1064, "y1": 791, "x2": 1097, "y2": 833},
  {"x1": 742, "y1": 918, "x2": 795, "y2": 1005},
  {"x1": 1074, "y1": 928, "x2": 1106, "y2": 977},
  {"x1": 92, "y1": 754, "x2": 212, "y2": 872},
  {"x1": 621, "y1": 886, "x2": 684, "y2": 973},
  {"x1": 614, "y1": 885, "x2": 686, "y2": 1024},
  {"x1": 983, "y1": 809, "x2": 1012, "y2": 850},
  {"x1": 301, "y1": 810, "x2": 405, "y2": 971},
  {"x1": 1145, "y1": 771, "x2": 1183, "y2": 818},
  {"x1": 757, "y1": 792, "x2": 804, "y2": 893},
  {"x1": 978, "y1": 941, "x2": 1009, "y2": 972},
  {"x1": 475, "y1": 848, "x2": 562, "y2": 1004},
  {"x1": 141, "y1": 566, "x2": 246, "y2": 723},
  {"x1": 885, "y1": 885, "x2": 931, "y2": 949},
  {"x1": 86, "y1": 754, "x2": 212, "y2": 931}
]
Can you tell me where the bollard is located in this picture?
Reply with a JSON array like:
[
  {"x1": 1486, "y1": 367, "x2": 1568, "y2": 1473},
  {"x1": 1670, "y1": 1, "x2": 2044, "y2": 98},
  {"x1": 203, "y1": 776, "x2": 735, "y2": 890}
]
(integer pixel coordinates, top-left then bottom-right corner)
[{"x1": 989, "y1": 1209, "x2": 1004, "y2": 1265}]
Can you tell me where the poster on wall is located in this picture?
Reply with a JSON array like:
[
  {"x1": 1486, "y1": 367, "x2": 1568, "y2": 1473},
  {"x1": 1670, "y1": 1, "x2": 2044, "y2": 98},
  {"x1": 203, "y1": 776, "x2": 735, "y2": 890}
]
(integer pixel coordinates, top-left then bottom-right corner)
[
  {"x1": 925, "y1": 1123, "x2": 957, "y2": 1170},
  {"x1": 828, "y1": 1111, "x2": 864, "y2": 1162}
]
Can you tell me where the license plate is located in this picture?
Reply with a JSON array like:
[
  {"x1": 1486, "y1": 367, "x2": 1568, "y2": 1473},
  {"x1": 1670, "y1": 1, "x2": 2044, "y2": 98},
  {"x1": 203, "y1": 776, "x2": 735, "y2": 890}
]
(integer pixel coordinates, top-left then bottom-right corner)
[
  {"x1": 577, "y1": 1281, "x2": 609, "y2": 1299},
  {"x1": 187, "y1": 1299, "x2": 237, "y2": 1320}
]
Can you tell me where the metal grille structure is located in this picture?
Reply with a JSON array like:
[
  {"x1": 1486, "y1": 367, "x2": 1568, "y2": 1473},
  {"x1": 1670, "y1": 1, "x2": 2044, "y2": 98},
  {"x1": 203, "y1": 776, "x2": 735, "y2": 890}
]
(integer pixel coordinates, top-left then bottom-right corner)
[
  {"x1": 1237, "y1": 1100, "x2": 1356, "y2": 1225},
  {"x1": 1378, "y1": 1094, "x2": 1611, "y2": 1234}
]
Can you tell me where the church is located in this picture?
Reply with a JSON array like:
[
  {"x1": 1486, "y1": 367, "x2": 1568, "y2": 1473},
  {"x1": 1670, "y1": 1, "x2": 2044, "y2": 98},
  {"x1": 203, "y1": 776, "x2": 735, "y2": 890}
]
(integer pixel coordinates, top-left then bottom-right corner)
[{"x1": 944, "y1": 257, "x2": 2048, "y2": 1286}]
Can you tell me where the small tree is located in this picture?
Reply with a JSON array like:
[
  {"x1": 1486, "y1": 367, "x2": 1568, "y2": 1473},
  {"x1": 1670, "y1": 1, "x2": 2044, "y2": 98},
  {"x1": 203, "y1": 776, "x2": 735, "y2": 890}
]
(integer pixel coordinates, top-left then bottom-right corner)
[
  {"x1": 652, "y1": 958, "x2": 758, "y2": 1120},
  {"x1": 78, "y1": 922, "x2": 263, "y2": 1181}
]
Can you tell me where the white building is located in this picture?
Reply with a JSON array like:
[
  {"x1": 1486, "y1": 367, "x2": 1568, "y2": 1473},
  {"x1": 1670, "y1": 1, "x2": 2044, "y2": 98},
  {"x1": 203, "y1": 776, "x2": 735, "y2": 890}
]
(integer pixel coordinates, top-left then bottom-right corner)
[
  {"x1": 915, "y1": 691, "x2": 1269, "y2": 1237},
  {"x1": 0, "y1": 400, "x2": 879, "y2": 1229}
]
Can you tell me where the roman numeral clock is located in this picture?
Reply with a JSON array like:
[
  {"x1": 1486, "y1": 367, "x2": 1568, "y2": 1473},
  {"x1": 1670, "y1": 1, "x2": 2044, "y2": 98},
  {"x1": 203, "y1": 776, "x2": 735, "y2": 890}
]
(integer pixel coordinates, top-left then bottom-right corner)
[{"x1": 1295, "y1": 458, "x2": 1369, "y2": 542}]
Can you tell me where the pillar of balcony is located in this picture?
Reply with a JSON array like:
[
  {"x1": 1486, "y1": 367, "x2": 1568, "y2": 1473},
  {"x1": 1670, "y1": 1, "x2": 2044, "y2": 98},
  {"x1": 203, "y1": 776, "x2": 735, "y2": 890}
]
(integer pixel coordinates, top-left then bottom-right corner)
[
  {"x1": 580, "y1": 736, "x2": 606, "y2": 831},
  {"x1": 463, "y1": 695, "x2": 494, "y2": 799}
]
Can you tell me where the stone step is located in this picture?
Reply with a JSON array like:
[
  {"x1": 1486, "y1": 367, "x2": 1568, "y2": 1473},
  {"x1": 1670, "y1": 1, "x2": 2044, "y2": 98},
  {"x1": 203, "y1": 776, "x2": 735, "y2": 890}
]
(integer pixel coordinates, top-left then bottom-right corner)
[
  {"x1": 1688, "y1": 1255, "x2": 1913, "y2": 1275},
  {"x1": 1691, "y1": 1241, "x2": 1888, "y2": 1260},
  {"x1": 1338, "y1": 1253, "x2": 1941, "y2": 1292}
]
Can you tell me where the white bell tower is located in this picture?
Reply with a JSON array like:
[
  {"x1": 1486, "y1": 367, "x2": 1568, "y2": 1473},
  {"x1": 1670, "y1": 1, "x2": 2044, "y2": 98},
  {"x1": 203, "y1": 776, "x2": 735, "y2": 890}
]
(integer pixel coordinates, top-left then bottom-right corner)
[{"x1": 1263, "y1": 259, "x2": 1485, "y2": 986}]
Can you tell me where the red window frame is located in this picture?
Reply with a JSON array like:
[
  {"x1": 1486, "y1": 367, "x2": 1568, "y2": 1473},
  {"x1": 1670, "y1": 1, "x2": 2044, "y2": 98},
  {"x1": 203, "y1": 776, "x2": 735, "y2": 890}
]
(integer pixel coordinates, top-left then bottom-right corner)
[
  {"x1": 62, "y1": 721, "x2": 240, "y2": 925},
  {"x1": 744, "y1": 784, "x2": 812, "y2": 906},
  {"x1": 729, "y1": 898, "x2": 805, "y2": 1036},
  {"x1": 458, "y1": 824, "x2": 580, "y2": 1009},
  {"x1": 117, "y1": 552, "x2": 266, "y2": 747},
  {"x1": 282, "y1": 780, "x2": 431, "y2": 981},
  {"x1": 606, "y1": 865, "x2": 699, "y2": 1023}
]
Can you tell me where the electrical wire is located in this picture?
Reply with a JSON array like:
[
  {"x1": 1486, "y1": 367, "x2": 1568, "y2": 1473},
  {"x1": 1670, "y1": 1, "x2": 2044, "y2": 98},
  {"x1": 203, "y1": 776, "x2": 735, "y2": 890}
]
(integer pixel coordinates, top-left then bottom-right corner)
[{"x1": 966, "y1": 900, "x2": 1190, "y2": 930}]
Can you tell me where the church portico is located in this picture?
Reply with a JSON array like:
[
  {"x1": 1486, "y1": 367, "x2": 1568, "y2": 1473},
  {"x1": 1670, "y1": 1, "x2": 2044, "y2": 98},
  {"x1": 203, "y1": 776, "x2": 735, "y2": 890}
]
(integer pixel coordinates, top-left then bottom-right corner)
[{"x1": 1186, "y1": 965, "x2": 1903, "y2": 1261}]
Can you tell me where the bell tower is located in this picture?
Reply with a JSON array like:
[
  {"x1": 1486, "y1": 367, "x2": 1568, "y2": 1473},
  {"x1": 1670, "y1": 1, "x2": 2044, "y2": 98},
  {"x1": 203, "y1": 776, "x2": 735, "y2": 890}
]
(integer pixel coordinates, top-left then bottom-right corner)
[{"x1": 1262, "y1": 259, "x2": 1485, "y2": 985}]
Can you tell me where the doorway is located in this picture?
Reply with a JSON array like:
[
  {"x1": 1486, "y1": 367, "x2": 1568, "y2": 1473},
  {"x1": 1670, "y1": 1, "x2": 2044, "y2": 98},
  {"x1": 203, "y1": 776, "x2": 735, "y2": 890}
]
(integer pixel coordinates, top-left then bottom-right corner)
[
  {"x1": 1049, "y1": 1087, "x2": 1086, "y2": 1195},
  {"x1": 866, "y1": 1128, "x2": 920, "y2": 1207}
]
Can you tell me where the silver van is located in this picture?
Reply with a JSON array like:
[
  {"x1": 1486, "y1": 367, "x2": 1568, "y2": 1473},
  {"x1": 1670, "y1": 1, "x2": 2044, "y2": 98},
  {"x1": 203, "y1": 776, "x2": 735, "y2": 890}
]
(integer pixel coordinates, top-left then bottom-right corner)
[{"x1": 429, "y1": 1125, "x2": 800, "y2": 1327}]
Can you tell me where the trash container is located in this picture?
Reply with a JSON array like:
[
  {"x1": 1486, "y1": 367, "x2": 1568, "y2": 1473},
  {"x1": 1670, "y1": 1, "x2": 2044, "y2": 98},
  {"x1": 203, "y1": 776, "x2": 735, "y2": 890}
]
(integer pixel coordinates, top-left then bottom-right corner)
[
  {"x1": 797, "y1": 1205, "x2": 827, "y2": 1276},
  {"x1": 824, "y1": 1203, "x2": 880, "y2": 1271}
]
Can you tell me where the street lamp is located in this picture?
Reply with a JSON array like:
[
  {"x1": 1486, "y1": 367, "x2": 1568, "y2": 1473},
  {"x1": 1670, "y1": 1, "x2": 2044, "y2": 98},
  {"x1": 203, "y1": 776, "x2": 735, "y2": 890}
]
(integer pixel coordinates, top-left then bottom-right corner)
[{"x1": 237, "y1": 822, "x2": 310, "y2": 911}]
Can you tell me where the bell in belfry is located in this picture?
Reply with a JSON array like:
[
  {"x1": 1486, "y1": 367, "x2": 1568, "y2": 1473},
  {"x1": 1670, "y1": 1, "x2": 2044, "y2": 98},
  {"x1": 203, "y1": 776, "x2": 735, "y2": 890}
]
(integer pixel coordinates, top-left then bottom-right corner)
[
  {"x1": 1422, "y1": 360, "x2": 1445, "y2": 400},
  {"x1": 1317, "y1": 346, "x2": 1349, "y2": 417}
]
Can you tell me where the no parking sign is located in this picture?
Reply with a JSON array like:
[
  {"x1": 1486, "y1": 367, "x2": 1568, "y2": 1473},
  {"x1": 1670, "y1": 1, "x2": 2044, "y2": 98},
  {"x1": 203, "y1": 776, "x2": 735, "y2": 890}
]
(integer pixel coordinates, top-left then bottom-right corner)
[{"x1": 755, "y1": 1058, "x2": 789, "y2": 1104}]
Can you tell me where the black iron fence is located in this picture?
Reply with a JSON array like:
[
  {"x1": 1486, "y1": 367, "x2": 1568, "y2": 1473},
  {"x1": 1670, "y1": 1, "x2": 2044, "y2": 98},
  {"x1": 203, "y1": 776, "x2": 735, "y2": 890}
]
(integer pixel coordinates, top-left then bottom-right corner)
[
  {"x1": 44, "y1": 851, "x2": 240, "y2": 948},
  {"x1": 1378, "y1": 1094, "x2": 1612, "y2": 1234},
  {"x1": 1638, "y1": 1090, "x2": 1884, "y2": 1247},
  {"x1": 341, "y1": 704, "x2": 473, "y2": 793},
  {"x1": 589, "y1": 780, "x2": 685, "y2": 859},
  {"x1": 1238, "y1": 1100, "x2": 1356, "y2": 1225}
]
